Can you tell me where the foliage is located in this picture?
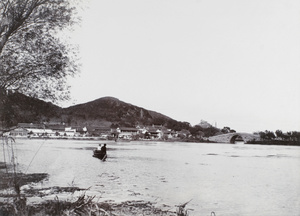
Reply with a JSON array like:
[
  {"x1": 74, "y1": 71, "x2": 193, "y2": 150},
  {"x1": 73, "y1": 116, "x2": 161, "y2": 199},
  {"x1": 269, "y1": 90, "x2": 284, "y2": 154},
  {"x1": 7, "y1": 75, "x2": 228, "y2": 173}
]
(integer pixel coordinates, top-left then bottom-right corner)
[
  {"x1": 0, "y1": 0, "x2": 79, "y2": 102},
  {"x1": 189, "y1": 125, "x2": 203, "y2": 137},
  {"x1": 221, "y1": 126, "x2": 230, "y2": 133},
  {"x1": 263, "y1": 130, "x2": 276, "y2": 140},
  {"x1": 290, "y1": 131, "x2": 300, "y2": 141},
  {"x1": 202, "y1": 126, "x2": 220, "y2": 137},
  {"x1": 0, "y1": 193, "x2": 111, "y2": 216},
  {"x1": 166, "y1": 120, "x2": 191, "y2": 131},
  {"x1": 1, "y1": 91, "x2": 61, "y2": 127},
  {"x1": 221, "y1": 126, "x2": 236, "y2": 133},
  {"x1": 259, "y1": 131, "x2": 266, "y2": 140},
  {"x1": 258, "y1": 129, "x2": 300, "y2": 145},
  {"x1": 275, "y1": 130, "x2": 283, "y2": 139}
]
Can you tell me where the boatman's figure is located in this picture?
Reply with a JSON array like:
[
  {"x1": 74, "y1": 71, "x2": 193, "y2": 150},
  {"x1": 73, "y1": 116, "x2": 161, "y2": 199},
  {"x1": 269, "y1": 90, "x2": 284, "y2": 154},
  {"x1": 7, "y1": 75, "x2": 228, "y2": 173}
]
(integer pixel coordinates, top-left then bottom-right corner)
[{"x1": 101, "y1": 144, "x2": 107, "y2": 161}]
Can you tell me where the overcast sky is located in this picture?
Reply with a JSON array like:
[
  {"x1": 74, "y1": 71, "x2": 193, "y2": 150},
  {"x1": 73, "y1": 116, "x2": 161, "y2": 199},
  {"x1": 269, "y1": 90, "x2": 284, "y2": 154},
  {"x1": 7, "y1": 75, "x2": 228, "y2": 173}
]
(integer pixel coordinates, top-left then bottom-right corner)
[{"x1": 62, "y1": 0, "x2": 300, "y2": 133}]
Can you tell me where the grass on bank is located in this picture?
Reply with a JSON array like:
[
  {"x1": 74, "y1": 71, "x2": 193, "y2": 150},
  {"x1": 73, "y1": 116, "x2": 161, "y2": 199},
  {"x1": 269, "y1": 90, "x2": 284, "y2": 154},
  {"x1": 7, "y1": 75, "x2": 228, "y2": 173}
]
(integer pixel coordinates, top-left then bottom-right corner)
[{"x1": 0, "y1": 164, "x2": 177, "y2": 216}]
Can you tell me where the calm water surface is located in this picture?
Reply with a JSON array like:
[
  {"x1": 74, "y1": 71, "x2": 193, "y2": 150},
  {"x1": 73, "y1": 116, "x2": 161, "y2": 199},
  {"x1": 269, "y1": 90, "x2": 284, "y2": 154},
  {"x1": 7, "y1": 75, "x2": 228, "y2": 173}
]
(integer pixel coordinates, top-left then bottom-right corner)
[{"x1": 4, "y1": 139, "x2": 300, "y2": 216}]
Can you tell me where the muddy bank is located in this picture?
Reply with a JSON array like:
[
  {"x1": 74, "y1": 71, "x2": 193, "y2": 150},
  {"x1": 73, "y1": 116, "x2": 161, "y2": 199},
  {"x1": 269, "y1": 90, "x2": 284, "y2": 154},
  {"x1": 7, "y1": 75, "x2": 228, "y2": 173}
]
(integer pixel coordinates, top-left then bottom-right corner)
[{"x1": 0, "y1": 162, "x2": 177, "y2": 216}]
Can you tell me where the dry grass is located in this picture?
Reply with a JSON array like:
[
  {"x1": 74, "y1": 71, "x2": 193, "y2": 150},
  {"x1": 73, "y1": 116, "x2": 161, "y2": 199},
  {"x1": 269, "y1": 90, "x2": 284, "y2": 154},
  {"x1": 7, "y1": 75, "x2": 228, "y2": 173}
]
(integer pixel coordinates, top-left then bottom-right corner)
[{"x1": 0, "y1": 196, "x2": 178, "y2": 216}]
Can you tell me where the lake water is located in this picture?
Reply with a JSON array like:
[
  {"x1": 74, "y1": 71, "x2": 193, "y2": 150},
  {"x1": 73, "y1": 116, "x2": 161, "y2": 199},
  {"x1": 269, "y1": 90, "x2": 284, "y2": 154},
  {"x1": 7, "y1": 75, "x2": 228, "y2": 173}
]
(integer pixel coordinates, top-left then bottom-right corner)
[{"x1": 2, "y1": 139, "x2": 300, "y2": 216}]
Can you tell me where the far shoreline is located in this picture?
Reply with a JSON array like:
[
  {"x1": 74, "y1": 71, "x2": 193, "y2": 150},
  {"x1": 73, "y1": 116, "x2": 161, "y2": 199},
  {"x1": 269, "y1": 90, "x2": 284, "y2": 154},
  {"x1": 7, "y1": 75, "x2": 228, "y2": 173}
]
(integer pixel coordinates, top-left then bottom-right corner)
[{"x1": 8, "y1": 136, "x2": 300, "y2": 147}]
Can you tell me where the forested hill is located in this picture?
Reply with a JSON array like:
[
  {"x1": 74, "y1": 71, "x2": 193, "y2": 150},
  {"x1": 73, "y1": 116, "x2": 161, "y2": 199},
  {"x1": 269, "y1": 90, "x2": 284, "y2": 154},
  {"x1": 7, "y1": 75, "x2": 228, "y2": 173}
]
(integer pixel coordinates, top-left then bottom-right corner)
[
  {"x1": 62, "y1": 96, "x2": 175, "y2": 127},
  {"x1": 1, "y1": 92, "x2": 61, "y2": 127},
  {"x1": 1, "y1": 92, "x2": 189, "y2": 130}
]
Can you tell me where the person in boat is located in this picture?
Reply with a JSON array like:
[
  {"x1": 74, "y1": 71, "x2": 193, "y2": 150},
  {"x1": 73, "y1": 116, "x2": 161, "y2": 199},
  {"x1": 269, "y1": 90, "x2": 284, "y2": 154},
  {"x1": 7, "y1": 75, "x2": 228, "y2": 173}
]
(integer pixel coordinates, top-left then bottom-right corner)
[
  {"x1": 100, "y1": 144, "x2": 107, "y2": 161},
  {"x1": 93, "y1": 144, "x2": 107, "y2": 160},
  {"x1": 101, "y1": 144, "x2": 107, "y2": 155}
]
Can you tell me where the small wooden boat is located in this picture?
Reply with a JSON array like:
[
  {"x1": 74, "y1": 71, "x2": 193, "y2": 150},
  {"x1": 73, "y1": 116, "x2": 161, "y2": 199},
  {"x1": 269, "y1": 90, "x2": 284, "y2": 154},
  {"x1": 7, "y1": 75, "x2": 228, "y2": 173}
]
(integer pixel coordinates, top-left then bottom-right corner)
[{"x1": 93, "y1": 150, "x2": 107, "y2": 161}]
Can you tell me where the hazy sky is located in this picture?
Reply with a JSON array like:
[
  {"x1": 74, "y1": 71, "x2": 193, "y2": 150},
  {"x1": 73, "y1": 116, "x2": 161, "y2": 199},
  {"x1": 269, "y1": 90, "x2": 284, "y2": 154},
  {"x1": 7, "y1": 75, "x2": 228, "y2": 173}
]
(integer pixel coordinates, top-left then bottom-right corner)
[{"x1": 62, "y1": 0, "x2": 300, "y2": 133}]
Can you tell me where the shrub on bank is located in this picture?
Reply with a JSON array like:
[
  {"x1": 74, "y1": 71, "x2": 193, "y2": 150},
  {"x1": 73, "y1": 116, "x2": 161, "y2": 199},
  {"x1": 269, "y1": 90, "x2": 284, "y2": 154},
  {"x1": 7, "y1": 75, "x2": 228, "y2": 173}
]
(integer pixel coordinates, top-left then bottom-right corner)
[{"x1": 247, "y1": 140, "x2": 300, "y2": 146}]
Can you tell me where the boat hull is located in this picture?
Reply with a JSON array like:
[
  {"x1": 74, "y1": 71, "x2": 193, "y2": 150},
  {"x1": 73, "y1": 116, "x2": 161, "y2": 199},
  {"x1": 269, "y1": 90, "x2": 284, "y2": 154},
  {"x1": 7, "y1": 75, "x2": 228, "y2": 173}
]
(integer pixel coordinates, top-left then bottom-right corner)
[{"x1": 93, "y1": 150, "x2": 107, "y2": 160}]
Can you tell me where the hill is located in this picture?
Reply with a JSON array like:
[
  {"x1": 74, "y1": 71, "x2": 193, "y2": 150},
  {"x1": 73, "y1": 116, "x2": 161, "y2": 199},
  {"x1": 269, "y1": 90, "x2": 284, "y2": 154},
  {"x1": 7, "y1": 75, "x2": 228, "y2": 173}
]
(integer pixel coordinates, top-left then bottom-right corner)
[
  {"x1": 1, "y1": 92, "x2": 179, "y2": 129},
  {"x1": 62, "y1": 96, "x2": 174, "y2": 127},
  {"x1": 0, "y1": 91, "x2": 62, "y2": 127}
]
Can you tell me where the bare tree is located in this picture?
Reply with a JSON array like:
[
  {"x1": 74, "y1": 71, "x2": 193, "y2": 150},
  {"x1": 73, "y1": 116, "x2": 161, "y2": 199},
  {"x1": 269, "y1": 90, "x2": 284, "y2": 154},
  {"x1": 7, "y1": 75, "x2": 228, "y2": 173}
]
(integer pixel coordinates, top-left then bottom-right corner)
[{"x1": 0, "y1": 0, "x2": 80, "y2": 101}]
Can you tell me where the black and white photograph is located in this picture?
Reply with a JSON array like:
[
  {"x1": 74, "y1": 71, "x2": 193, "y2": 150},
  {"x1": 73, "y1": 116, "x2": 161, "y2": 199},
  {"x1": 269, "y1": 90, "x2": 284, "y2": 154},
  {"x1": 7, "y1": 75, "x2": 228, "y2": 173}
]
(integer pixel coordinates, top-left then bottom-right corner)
[{"x1": 1, "y1": 0, "x2": 300, "y2": 215}]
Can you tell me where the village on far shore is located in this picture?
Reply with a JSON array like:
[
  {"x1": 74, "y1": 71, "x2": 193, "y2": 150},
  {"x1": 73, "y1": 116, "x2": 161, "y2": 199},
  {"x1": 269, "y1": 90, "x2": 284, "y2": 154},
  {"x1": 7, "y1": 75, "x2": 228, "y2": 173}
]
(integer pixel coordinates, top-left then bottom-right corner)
[
  {"x1": 3, "y1": 120, "x2": 300, "y2": 145},
  {"x1": 4, "y1": 120, "x2": 214, "y2": 141}
]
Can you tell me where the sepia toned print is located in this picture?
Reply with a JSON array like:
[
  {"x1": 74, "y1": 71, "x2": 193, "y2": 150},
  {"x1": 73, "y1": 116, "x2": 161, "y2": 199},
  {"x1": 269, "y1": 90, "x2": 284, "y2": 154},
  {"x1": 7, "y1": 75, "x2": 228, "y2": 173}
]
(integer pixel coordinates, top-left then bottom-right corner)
[{"x1": 1, "y1": 0, "x2": 299, "y2": 215}]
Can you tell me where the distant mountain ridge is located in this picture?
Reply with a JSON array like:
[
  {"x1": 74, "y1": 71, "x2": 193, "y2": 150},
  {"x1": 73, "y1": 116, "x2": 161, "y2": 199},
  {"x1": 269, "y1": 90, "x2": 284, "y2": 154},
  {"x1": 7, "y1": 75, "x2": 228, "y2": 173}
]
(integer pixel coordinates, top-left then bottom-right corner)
[{"x1": 1, "y1": 92, "x2": 177, "y2": 128}]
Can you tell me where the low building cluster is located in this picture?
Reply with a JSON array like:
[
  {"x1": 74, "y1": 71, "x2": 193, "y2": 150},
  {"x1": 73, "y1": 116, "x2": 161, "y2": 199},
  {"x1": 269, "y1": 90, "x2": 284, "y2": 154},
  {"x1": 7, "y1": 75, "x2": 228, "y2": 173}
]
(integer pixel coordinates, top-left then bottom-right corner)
[{"x1": 6, "y1": 123, "x2": 188, "y2": 140}]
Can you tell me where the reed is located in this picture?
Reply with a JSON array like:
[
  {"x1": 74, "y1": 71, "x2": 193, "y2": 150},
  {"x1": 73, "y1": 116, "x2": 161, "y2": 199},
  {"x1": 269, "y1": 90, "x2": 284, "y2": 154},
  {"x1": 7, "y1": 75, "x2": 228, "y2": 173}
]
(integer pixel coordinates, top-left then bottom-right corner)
[{"x1": 176, "y1": 200, "x2": 193, "y2": 216}]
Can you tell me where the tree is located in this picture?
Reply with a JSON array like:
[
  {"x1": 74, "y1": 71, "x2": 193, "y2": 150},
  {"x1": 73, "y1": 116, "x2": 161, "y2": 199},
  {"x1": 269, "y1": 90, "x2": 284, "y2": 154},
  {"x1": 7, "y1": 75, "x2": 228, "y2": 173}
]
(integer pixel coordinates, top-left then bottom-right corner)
[
  {"x1": 259, "y1": 130, "x2": 275, "y2": 140},
  {"x1": 259, "y1": 131, "x2": 266, "y2": 140},
  {"x1": 275, "y1": 130, "x2": 283, "y2": 139},
  {"x1": 202, "y1": 126, "x2": 220, "y2": 137},
  {"x1": 221, "y1": 126, "x2": 231, "y2": 133},
  {"x1": 189, "y1": 125, "x2": 203, "y2": 137},
  {"x1": 265, "y1": 130, "x2": 275, "y2": 140},
  {"x1": 291, "y1": 131, "x2": 300, "y2": 142},
  {"x1": 0, "y1": 0, "x2": 79, "y2": 102}
]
